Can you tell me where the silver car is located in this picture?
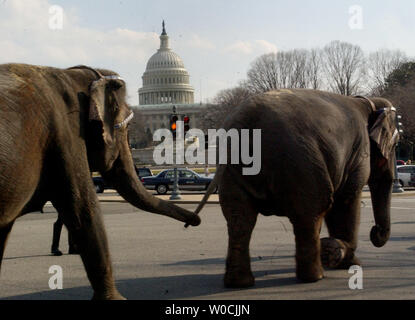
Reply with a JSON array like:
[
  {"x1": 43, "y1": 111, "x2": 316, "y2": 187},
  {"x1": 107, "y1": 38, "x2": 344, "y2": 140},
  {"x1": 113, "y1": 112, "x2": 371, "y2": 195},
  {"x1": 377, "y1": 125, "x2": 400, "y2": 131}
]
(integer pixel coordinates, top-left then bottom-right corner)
[{"x1": 397, "y1": 165, "x2": 415, "y2": 187}]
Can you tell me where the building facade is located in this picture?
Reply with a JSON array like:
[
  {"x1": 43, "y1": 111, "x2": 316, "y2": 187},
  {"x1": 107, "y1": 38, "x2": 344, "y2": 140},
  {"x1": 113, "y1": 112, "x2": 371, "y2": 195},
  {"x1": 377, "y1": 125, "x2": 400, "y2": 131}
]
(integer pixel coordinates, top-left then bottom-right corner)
[{"x1": 136, "y1": 21, "x2": 206, "y2": 134}]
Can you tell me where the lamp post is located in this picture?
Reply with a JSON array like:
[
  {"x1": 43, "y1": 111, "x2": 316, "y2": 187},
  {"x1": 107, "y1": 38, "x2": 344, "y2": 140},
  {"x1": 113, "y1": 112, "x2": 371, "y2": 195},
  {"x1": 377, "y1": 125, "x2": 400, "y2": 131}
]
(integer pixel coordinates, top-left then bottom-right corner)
[
  {"x1": 170, "y1": 105, "x2": 181, "y2": 200},
  {"x1": 170, "y1": 166, "x2": 181, "y2": 200},
  {"x1": 392, "y1": 157, "x2": 404, "y2": 193}
]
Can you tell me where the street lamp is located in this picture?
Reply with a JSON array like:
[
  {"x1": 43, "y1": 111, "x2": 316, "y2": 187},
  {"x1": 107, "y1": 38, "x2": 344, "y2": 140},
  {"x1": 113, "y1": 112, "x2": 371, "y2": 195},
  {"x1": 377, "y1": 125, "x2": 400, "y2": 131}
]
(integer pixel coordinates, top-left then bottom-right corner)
[{"x1": 393, "y1": 114, "x2": 404, "y2": 193}]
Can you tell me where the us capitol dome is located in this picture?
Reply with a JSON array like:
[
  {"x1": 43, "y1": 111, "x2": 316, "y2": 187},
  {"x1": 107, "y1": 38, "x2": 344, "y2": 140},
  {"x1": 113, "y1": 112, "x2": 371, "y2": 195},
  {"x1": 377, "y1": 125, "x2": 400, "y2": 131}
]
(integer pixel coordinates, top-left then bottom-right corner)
[
  {"x1": 138, "y1": 21, "x2": 195, "y2": 105},
  {"x1": 137, "y1": 21, "x2": 205, "y2": 134}
]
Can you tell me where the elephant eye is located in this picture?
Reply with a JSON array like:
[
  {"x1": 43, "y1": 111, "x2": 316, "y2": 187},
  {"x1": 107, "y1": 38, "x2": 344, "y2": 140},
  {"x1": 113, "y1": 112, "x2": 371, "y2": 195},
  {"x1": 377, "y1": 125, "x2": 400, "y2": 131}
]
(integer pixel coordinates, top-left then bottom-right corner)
[{"x1": 111, "y1": 93, "x2": 120, "y2": 111}]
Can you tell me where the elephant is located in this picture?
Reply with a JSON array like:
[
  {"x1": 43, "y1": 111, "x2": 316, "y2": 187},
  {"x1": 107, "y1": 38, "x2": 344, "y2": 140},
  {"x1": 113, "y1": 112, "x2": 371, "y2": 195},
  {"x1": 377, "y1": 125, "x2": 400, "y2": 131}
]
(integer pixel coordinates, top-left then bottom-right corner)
[
  {"x1": 0, "y1": 63, "x2": 201, "y2": 299},
  {"x1": 191, "y1": 89, "x2": 398, "y2": 288}
]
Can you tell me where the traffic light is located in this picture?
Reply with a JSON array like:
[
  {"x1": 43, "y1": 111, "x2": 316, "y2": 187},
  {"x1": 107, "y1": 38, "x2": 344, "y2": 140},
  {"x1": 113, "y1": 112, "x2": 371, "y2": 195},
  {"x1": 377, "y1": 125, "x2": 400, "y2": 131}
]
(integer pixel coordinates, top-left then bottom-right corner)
[
  {"x1": 183, "y1": 115, "x2": 190, "y2": 133},
  {"x1": 170, "y1": 114, "x2": 178, "y2": 138}
]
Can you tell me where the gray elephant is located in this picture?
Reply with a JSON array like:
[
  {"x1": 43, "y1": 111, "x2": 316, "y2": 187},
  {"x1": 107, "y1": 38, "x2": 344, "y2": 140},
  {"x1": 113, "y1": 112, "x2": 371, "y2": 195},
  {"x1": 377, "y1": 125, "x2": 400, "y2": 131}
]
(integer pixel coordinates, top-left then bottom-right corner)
[
  {"x1": 193, "y1": 89, "x2": 398, "y2": 287},
  {"x1": 0, "y1": 63, "x2": 200, "y2": 299}
]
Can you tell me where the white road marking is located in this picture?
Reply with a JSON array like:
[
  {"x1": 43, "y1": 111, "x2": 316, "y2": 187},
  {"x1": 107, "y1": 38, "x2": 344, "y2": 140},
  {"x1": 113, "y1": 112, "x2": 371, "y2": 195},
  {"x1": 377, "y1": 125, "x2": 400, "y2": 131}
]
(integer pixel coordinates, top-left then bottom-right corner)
[{"x1": 364, "y1": 205, "x2": 414, "y2": 210}]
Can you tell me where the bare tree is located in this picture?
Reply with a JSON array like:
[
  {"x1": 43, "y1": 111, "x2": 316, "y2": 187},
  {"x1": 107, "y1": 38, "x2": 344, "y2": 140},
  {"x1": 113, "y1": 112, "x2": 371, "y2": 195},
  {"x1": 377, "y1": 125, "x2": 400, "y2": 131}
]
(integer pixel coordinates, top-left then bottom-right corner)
[
  {"x1": 245, "y1": 52, "x2": 280, "y2": 93},
  {"x1": 322, "y1": 40, "x2": 366, "y2": 96},
  {"x1": 289, "y1": 49, "x2": 308, "y2": 88},
  {"x1": 306, "y1": 48, "x2": 323, "y2": 90},
  {"x1": 245, "y1": 49, "x2": 323, "y2": 93},
  {"x1": 200, "y1": 85, "x2": 253, "y2": 130},
  {"x1": 213, "y1": 85, "x2": 253, "y2": 107},
  {"x1": 367, "y1": 49, "x2": 407, "y2": 95}
]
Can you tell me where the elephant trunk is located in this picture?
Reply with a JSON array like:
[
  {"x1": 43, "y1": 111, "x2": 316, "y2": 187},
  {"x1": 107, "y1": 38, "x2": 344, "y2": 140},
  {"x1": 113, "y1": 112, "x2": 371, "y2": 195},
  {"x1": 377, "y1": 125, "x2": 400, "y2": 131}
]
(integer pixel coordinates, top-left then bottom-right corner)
[
  {"x1": 368, "y1": 174, "x2": 392, "y2": 248},
  {"x1": 102, "y1": 142, "x2": 200, "y2": 226}
]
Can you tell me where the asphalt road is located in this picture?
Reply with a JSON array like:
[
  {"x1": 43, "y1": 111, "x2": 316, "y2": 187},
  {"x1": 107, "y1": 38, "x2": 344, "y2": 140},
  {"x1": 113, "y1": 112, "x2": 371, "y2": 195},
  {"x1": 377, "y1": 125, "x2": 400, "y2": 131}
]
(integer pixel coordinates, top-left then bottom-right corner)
[{"x1": 0, "y1": 196, "x2": 414, "y2": 300}]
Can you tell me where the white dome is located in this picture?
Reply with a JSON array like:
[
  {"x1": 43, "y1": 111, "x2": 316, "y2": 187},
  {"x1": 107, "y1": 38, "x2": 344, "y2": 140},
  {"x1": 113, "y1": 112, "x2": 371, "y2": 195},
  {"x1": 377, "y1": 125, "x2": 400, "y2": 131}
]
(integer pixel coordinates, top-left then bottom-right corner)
[
  {"x1": 138, "y1": 22, "x2": 194, "y2": 106},
  {"x1": 146, "y1": 50, "x2": 185, "y2": 70}
]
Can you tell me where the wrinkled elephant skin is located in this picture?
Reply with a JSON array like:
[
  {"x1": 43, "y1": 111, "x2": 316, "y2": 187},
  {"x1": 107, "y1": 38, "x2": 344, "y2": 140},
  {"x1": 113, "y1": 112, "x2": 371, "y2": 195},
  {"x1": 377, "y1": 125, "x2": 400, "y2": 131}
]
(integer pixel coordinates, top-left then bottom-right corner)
[
  {"x1": 195, "y1": 89, "x2": 397, "y2": 287},
  {"x1": 0, "y1": 63, "x2": 200, "y2": 299}
]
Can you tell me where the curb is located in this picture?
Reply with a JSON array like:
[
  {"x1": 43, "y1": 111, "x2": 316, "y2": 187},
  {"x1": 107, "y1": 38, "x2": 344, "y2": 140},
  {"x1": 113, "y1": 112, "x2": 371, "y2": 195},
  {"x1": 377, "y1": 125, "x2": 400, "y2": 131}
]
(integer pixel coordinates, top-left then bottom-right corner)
[
  {"x1": 361, "y1": 191, "x2": 415, "y2": 199},
  {"x1": 99, "y1": 199, "x2": 220, "y2": 205},
  {"x1": 99, "y1": 191, "x2": 415, "y2": 204}
]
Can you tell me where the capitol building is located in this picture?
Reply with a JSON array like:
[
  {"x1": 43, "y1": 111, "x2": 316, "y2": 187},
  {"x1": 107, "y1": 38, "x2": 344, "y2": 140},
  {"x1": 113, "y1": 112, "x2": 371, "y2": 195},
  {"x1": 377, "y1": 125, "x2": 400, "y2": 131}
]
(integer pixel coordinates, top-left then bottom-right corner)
[{"x1": 136, "y1": 22, "x2": 206, "y2": 133}]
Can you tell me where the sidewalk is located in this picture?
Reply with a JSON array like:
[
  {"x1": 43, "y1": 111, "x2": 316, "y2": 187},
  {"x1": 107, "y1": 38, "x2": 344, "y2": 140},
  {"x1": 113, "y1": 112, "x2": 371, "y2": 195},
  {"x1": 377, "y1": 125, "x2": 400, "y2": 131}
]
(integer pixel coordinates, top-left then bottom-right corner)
[{"x1": 98, "y1": 190, "x2": 415, "y2": 204}]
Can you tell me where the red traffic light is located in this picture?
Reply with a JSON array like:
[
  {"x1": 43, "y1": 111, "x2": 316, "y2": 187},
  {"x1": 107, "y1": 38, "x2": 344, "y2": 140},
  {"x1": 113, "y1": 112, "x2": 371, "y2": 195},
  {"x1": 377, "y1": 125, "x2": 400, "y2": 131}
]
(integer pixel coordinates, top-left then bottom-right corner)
[{"x1": 183, "y1": 115, "x2": 190, "y2": 132}]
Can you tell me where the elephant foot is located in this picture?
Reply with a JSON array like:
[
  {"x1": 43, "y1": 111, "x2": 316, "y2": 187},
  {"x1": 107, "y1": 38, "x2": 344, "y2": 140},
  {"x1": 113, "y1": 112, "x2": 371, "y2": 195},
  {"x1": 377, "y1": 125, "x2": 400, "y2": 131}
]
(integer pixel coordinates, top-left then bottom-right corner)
[
  {"x1": 92, "y1": 290, "x2": 126, "y2": 300},
  {"x1": 224, "y1": 271, "x2": 255, "y2": 288},
  {"x1": 68, "y1": 247, "x2": 80, "y2": 255},
  {"x1": 335, "y1": 255, "x2": 362, "y2": 270},
  {"x1": 296, "y1": 264, "x2": 324, "y2": 283},
  {"x1": 320, "y1": 237, "x2": 347, "y2": 269},
  {"x1": 321, "y1": 237, "x2": 361, "y2": 270}
]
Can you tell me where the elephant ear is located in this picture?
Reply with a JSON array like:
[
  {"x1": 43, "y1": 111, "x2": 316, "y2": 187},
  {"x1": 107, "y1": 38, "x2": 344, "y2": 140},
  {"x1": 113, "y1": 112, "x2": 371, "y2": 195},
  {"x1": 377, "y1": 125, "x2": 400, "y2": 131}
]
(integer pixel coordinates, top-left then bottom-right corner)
[
  {"x1": 89, "y1": 77, "x2": 124, "y2": 145},
  {"x1": 369, "y1": 108, "x2": 399, "y2": 159}
]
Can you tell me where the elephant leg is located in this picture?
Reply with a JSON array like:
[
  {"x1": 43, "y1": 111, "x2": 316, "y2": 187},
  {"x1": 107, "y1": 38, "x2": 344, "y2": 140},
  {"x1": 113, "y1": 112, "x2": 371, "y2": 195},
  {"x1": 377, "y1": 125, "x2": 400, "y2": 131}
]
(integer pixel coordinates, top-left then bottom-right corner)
[
  {"x1": 51, "y1": 216, "x2": 63, "y2": 256},
  {"x1": 0, "y1": 222, "x2": 14, "y2": 272},
  {"x1": 220, "y1": 184, "x2": 258, "y2": 288},
  {"x1": 50, "y1": 168, "x2": 123, "y2": 300},
  {"x1": 322, "y1": 192, "x2": 362, "y2": 269},
  {"x1": 54, "y1": 201, "x2": 123, "y2": 300},
  {"x1": 68, "y1": 230, "x2": 79, "y2": 254},
  {"x1": 292, "y1": 215, "x2": 325, "y2": 282}
]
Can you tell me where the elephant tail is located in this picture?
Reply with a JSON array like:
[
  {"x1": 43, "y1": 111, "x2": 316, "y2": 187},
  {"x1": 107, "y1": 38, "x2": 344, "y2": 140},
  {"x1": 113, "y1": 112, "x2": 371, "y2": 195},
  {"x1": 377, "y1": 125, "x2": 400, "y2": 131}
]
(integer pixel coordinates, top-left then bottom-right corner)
[{"x1": 184, "y1": 165, "x2": 225, "y2": 228}]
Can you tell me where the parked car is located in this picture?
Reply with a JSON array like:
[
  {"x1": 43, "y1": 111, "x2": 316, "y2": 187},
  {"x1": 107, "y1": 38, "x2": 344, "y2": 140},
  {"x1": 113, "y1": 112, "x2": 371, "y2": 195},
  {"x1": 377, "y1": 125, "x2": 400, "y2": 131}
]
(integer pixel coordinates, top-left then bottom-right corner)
[
  {"x1": 141, "y1": 168, "x2": 216, "y2": 194},
  {"x1": 93, "y1": 167, "x2": 152, "y2": 193},
  {"x1": 92, "y1": 176, "x2": 112, "y2": 194},
  {"x1": 397, "y1": 165, "x2": 415, "y2": 187},
  {"x1": 397, "y1": 160, "x2": 406, "y2": 166},
  {"x1": 135, "y1": 167, "x2": 153, "y2": 179}
]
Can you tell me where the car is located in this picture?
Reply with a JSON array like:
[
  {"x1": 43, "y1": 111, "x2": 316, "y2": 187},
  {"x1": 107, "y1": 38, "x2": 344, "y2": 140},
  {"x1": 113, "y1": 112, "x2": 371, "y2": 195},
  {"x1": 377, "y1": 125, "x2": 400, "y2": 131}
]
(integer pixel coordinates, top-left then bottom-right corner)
[
  {"x1": 141, "y1": 168, "x2": 216, "y2": 195},
  {"x1": 397, "y1": 165, "x2": 415, "y2": 187},
  {"x1": 93, "y1": 167, "x2": 153, "y2": 193},
  {"x1": 135, "y1": 167, "x2": 153, "y2": 179},
  {"x1": 397, "y1": 160, "x2": 406, "y2": 166},
  {"x1": 92, "y1": 176, "x2": 111, "y2": 193}
]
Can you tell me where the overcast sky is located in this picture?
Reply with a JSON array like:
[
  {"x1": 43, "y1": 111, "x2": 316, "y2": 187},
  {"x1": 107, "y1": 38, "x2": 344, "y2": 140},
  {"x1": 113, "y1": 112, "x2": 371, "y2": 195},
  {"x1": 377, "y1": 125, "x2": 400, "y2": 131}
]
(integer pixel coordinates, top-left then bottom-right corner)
[{"x1": 1, "y1": 0, "x2": 414, "y2": 105}]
